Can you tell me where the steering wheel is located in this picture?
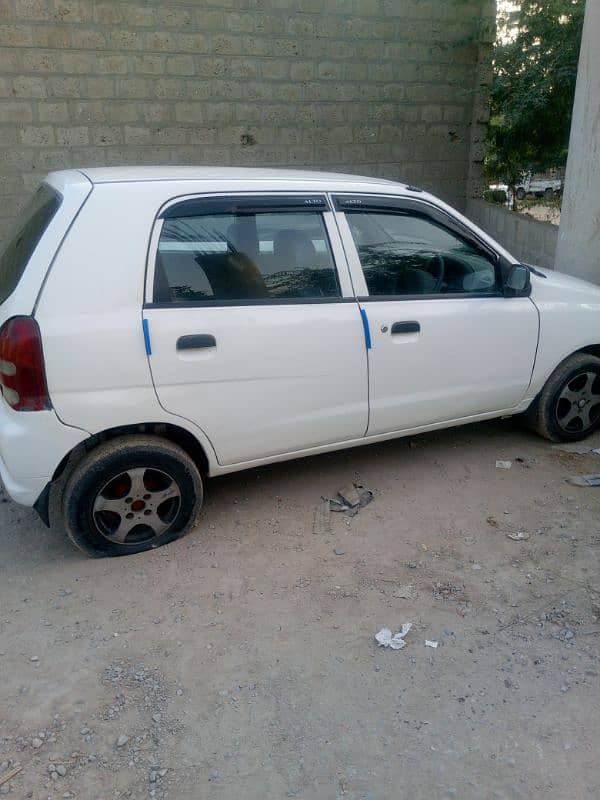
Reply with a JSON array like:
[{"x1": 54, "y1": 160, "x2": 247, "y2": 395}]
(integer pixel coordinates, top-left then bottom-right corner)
[{"x1": 428, "y1": 253, "x2": 445, "y2": 293}]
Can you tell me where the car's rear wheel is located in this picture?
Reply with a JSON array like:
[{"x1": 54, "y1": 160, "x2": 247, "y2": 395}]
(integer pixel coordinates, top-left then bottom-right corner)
[
  {"x1": 516, "y1": 187, "x2": 526, "y2": 200},
  {"x1": 530, "y1": 353, "x2": 600, "y2": 442},
  {"x1": 62, "y1": 435, "x2": 203, "y2": 557}
]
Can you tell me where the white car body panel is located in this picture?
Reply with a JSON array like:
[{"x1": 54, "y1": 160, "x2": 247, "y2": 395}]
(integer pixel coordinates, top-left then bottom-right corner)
[
  {"x1": 0, "y1": 166, "x2": 598, "y2": 509},
  {"x1": 525, "y1": 269, "x2": 600, "y2": 397},
  {"x1": 146, "y1": 303, "x2": 368, "y2": 464},
  {"x1": 355, "y1": 296, "x2": 538, "y2": 435}
]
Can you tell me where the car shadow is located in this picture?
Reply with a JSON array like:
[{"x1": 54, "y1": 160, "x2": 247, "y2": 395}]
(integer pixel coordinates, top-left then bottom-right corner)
[{"x1": 0, "y1": 417, "x2": 538, "y2": 567}]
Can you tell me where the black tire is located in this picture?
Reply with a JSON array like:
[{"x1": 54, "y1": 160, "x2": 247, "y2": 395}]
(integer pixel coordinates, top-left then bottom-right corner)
[
  {"x1": 62, "y1": 435, "x2": 203, "y2": 557},
  {"x1": 530, "y1": 353, "x2": 600, "y2": 442},
  {"x1": 544, "y1": 187, "x2": 554, "y2": 200},
  {"x1": 516, "y1": 187, "x2": 526, "y2": 200}
]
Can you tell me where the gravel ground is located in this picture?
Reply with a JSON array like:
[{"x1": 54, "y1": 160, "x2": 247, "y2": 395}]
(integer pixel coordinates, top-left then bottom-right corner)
[{"x1": 1, "y1": 419, "x2": 599, "y2": 800}]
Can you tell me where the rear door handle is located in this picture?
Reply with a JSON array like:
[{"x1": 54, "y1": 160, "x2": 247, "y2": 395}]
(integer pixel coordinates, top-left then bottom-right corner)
[
  {"x1": 391, "y1": 321, "x2": 420, "y2": 334},
  {"x1": 177, "y1": 334, "x2": 217, "y2": 350}
]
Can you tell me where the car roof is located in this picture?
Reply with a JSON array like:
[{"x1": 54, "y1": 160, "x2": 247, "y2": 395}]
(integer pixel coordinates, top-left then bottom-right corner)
[{"x1": 74, "y1": 165, "x2": 401, "y2": 187}]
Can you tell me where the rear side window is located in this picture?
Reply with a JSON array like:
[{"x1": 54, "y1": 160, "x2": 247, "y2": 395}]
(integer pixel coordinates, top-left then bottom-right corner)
[
  {"x1": 154, "y1": 207, "x2": 340, "y2": 303},
  {"x1": 0, "y1": 185, "x2": 61, "y2": 305}
]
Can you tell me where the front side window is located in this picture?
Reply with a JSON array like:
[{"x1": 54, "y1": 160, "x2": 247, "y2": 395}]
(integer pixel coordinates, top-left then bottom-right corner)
[
  {"x1": 154, "y1": 206, "x2": 340, "y2": 303},
  {"x1": 344, "y1": 210, "x2": 498, "y2": 297}
]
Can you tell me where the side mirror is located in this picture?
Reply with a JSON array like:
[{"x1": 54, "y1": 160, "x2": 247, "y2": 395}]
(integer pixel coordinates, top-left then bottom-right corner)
[{"x1": 504, "y1": 264, "x2": 531, "y2": 297}]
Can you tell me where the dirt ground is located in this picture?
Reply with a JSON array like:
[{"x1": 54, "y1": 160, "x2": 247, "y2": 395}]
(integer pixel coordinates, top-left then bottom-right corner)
[{"x1": 1, "y1": 419, "x2": 600, "y2": 800}]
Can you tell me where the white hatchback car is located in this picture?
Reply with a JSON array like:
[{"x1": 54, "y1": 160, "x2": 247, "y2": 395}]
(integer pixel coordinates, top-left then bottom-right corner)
[{"x1": 1, "y1": 167, "x2": 599, "y2": 557}]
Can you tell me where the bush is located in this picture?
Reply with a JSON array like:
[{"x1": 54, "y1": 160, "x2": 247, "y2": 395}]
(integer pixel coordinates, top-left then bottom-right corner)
[{"x1": 484, "y1": 188, "x2": 508, "y2": 205}]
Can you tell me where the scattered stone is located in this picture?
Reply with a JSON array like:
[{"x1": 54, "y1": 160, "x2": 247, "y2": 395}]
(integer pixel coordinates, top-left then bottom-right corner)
[
  {"x1": 116, "y1": 734, "x2": 129, "y2": 748},
  {"x1": 29, "y1": 656, "x2": 39, "y2": 663},
  {"x1": 149, "y1": 771, "x2": 157, "y2": 783},
  {"x1": 152, "y1": 713, "x2": 162, "y2": 723},
  {"x1": 56, "y1": 764, "x2": 67, "y2": 777},
  {"x1": 79, "y1": 727, "x2": 89, "y2": 736},
  {"x1": 31, "y1": 738, "x2": 43, "y2": 749},
  {"x1": 333, "y1": 548, "x2": 345, "y2": 556}
]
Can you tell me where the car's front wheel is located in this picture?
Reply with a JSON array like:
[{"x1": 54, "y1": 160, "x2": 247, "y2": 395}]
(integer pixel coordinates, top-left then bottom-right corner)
[
  {"x1": 530, "y1": 353, "x2": 600, "y2": 442},
  {"x1": 62, "y1": 435, "x2": 203, "y2": 557}
]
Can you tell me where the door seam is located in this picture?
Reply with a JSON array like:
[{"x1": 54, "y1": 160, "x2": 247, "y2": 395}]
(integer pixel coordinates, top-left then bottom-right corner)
[{"x1": 327, "y1": 193, "x2": 371, "y2": 437}]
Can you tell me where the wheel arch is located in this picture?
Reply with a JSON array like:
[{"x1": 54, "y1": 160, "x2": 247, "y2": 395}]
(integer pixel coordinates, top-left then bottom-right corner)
[
  {"x1": 52, "y1": 422, "x2": 211, "y2": 484},
  {"x1": 576, "y1": 344, "x2": 600, "y2": 360}
]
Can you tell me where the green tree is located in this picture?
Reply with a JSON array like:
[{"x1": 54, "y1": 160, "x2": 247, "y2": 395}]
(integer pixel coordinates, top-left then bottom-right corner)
[{"x1": 486, "y1": 0, "x2": 585, "y2": 187}]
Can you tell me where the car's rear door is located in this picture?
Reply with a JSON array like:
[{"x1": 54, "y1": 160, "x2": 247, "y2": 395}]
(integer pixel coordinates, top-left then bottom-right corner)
[
  {"x1": 333, "y1": 194, "x2": 539, "y2": 436},
  {"x1": 144, "y1": 194, "x2": 368, "y2": 466}
]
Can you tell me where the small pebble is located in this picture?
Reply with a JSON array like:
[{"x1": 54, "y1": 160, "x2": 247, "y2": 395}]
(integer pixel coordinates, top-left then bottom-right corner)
[
  {"x1": 333, "y1": 548, "x2": 345, "y2": 556},
  {"x1": 29, "y1": 656, "x2": 39, "y2": 663},
  {"x1": 32, "y1": 738, "x2": 43, "y2": 749},
  {"x1": 152, "y1": 713, "x2": 162, "y2": 723},
  {"x1": 56, "y1": 765, "x2": 67, "y2": 777},
  {"x1": 116, "y1": 734, "x2": 129, "y2": 748}
]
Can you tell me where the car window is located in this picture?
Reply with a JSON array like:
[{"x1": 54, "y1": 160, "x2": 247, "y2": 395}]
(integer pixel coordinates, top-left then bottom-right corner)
[
  {"x1": 345, "y1": 211, "x2": 498, "y2": 296},
  {"x1": 155, "y1": 209, "x2": 340, "y2": 303},
  {"x1": 0, "y1": 184, "x2": 61, "y2": 305}
]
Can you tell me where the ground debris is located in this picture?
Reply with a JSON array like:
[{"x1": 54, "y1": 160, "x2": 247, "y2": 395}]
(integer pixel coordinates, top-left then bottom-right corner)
[
  {"x1": 375, "y1": 623, "x2": 412, "y2": 650},
  {"x1": 507, "y1": 531, "x2": 530, "y2": 541},
  {"x1": 331, "y1": 484, "x2": 374, "y2": 516},
  {"x1": 566, "y1": 474, "x2": 600, "y2": 487},
  {"x1": 313, "y1": 499, "x2": 331, "y2": 534}
]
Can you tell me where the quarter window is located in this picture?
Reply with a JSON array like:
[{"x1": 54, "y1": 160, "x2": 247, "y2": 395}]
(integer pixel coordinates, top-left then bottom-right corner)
[
  {"x1": 344, "y1": 210, "x2": 498, "y2": 296},
  {"x1": 0, "y1": 184, "x2": 61, "y2": 305},
  {"x1": 154, "y1": 207, "x2": 340, "y2": 303}
]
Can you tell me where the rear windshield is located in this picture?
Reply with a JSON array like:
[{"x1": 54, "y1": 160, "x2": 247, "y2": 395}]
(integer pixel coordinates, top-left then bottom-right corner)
[{"x1": 0, "y1": 184, "x2": 61, "y2": 305}]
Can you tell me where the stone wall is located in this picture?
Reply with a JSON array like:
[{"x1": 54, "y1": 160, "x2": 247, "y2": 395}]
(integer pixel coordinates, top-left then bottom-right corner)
[
  {"x1": 466, "y1": 198, "x2": 558, "y2": 270},
  {"x1": 0, "y1": 0, "x2": 495, "y2": 239}
]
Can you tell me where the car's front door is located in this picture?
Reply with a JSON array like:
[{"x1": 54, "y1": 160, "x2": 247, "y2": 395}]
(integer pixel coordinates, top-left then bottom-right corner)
[
  {"x1": 333, "y1": 194, "x2": 539, "y2": 436},
  {"x1": 144, "y1": 194, "x2": 368, "y2": 465}
]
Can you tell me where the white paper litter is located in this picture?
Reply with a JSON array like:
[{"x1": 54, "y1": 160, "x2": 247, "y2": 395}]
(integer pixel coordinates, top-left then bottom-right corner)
[
  {"x1": 375, "y1": 623, "x2": 412, "y2": 650},
  {"x1": 425, "y1": 640, "x2": 438, "y2": 649},
  {"x1": 496, "y1": 460, "x2": 512, "y2": 470},
  {"x1": 507, "y1": 531, "x2": 530, "y2": 541}
]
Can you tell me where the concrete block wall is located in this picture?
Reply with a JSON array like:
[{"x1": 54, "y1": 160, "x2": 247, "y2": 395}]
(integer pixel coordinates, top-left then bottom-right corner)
[
  {"x1": 466, "y1": 198, "x2": 558, "y2": 270},
  {"x1": 0, "y1": 0, "x2": 494, "y2": 240}
]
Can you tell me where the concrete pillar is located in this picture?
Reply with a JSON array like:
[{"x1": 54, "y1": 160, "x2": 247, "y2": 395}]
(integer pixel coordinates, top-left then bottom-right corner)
[{"x1": 555, "y1": 0, "x2": 600, "y2": 281}]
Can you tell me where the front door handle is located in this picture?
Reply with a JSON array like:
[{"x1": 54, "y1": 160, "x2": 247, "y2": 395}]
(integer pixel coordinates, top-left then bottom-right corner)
[
  {"x1": 391, "y1": 321, "x2": 420, "y2": 334},
  {"x1": 177, "y1": 334, "x2": 217, "y2": 350}
]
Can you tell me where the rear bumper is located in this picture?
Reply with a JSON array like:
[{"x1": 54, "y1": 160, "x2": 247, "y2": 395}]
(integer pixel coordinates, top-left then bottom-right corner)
[
  {"x1": 0, "y1": 451, "x2": 48, "y2": 505},
  {"x1": 0, "y1": 403, "x2": 89, "y2": 507}
]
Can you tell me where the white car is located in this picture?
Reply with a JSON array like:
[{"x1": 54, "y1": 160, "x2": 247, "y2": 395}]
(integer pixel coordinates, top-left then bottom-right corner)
[{"x1": 1, "y1": 167, "x2": 599, "y2": 557}]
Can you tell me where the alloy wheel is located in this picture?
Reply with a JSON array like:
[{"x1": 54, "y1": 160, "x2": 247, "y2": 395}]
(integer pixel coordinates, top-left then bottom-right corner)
[{"x1": 92, "y1": 467, "x2": 181, "y2": 545}]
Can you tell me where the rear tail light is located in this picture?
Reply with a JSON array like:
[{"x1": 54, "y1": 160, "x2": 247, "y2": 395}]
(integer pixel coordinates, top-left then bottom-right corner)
[{"x1": 0, "y1": 316, "x2": 51, "y2": 411}]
